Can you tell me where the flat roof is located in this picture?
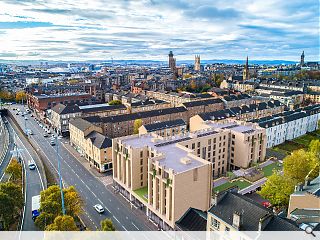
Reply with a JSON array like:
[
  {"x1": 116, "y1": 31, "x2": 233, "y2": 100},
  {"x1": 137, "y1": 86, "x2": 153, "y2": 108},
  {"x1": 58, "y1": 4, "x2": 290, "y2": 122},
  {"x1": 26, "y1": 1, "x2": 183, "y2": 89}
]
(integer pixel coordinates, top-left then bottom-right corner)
[
  {"x1": 204, "y1": 121, "x2": 258, "y2": 133},
  {"x1": 121, "y1": 134, "x2": 208, "y2": 174}
]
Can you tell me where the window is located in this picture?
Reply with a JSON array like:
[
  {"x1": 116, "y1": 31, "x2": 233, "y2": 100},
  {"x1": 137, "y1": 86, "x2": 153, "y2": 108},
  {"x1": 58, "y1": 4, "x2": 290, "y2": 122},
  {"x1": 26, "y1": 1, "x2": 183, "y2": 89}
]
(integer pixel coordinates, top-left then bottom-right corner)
[
  {"x1": 192, "y1": 143, "x2": 195, "y2": 149},
  {"x1": 140, "y1": 159, "x2": 143, "y2": 165},
  {"x1": 197, "y1": 142, "x2": 200, "y2": 147},
  {"x1": 140, "y1": 151, "x2": 143, "y2": 158},
  {"x1": 193, "y1": 168, "x2": 198, "y2": 181},
  {"x1": 212, "y1": 219, "x2": 220, "y2": 230}
]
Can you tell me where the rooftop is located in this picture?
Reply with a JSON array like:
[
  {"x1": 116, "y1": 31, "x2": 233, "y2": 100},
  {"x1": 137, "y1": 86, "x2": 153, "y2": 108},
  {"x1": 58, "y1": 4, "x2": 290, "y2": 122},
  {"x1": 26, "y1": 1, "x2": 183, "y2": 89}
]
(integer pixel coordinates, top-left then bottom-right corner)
[{"x1": 121, "y1": 133, "x2": 209, "y2": 174}]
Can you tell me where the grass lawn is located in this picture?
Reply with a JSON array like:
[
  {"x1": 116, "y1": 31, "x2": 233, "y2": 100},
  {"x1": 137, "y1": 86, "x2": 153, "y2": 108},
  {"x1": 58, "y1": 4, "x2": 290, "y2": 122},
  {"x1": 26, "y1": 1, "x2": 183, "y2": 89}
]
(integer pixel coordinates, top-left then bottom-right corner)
[
  {"x1": 262, "y1": 162, "x2": 282, "y2": 177},
  {"x1": 133, "y1": 186, "x2": 148, "y2": 202},
  {"x1": 294, "y1": 134, "x2": 318, "y2": 147},
  {"x1": 273, "y1": 141, "x2": 304, "y2": 153},
  {"x1": 213, "y1": 179, "x2": 251, "y2": 193}
]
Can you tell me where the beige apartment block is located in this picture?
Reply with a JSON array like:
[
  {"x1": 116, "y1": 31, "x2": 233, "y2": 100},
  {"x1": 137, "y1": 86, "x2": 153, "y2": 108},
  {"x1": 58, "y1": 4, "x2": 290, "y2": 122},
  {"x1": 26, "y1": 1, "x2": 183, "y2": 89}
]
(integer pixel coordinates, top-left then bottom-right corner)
[
  {"x1": 190, "y1": 119, "x2": 267, "y2": 170},
  {"x1": 69, "y1": 118, "x2": 113, "y2": 172},
  {"x1": 113, "y1": 133, "x2": 212, "y2": 230}
]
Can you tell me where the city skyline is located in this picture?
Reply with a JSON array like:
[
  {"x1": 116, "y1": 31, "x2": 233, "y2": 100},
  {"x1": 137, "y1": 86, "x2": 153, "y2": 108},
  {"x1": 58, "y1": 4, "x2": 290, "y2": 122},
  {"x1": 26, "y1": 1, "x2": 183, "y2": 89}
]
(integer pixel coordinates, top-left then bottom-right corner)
[{"x1": 0, "y1": 0, "x2": 319, "y2": 61}]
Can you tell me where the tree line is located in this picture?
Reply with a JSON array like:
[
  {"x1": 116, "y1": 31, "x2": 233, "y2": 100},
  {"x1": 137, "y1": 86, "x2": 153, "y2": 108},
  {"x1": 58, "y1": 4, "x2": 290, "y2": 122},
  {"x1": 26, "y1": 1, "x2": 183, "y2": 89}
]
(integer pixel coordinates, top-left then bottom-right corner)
[{"x1": 259, "y1": 139, "x2": 320, "y2": 209}]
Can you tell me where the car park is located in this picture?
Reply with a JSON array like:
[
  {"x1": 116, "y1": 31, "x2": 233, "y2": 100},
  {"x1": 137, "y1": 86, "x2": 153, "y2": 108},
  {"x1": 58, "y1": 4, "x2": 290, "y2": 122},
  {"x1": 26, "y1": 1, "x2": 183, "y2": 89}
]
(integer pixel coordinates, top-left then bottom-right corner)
[{"x1": 94, "y1": 204, "x2": 104, "y2": 213}]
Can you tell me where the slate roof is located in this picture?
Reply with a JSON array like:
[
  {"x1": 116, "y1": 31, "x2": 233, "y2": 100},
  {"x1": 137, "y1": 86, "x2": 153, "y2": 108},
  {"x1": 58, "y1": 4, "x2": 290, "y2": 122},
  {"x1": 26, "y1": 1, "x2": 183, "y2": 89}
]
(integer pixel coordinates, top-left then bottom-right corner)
[
  {"x1": 176, "y1": 208, "x2": 207, "y2": 231},
  {"x1": 100, "y1": 107, "x2": 187, "y2": 123},
  {"x1": 86, "y1": 131, "x2": 112, "y2": 149},
  {"x1": 143, "y1": 119, "x2": 186, "y2": 132},
  {"x1": 198, "y1": 100, "x2": 281, "y2": 121},
  {"x1": 182, "y1": 98, "x2": 223, "y2": 108},
  {"x1": 80, "y1": 104, "x2": 126, "y2": 113},
  {"x1": 51, "y1": 103, "x2": 81, "y2": 114},
  {"x1": 223, "y1": 94, "x2": 251, "y2": 102},
  {"x1": 69, "y1": 118, "x2": 93, "y2": 132},
  {"x1": 130, "y1": 99, "x2": 166, "y2": 107},
  {"x1": 208, "y1": 192, "x2": 300, "y2": 231}
]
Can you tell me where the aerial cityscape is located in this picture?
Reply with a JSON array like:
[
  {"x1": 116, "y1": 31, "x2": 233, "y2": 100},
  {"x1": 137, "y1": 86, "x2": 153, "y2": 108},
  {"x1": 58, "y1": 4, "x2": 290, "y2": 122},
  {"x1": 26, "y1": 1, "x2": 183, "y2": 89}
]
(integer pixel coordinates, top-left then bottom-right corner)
[{"x1": 0, "y1": 0, "x2": 319, "y2": 239}]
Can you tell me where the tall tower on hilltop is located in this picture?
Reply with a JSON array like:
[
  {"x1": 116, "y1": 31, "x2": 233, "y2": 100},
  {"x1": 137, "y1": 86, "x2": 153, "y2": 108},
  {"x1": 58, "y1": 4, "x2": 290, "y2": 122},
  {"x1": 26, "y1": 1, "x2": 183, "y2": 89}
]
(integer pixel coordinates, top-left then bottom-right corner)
[
  {"x1": 300, "y1": 51, "x2": 305, "y2": 66},
  {"x1": 243, "y1": 56, "x2": 249, "y2": 81},
  {"x1": 168, "y1": 51, "x2": 176, "y2": 72},
  {"x1": 194, "y1": 55, "x2": 201, "y2": 71}
]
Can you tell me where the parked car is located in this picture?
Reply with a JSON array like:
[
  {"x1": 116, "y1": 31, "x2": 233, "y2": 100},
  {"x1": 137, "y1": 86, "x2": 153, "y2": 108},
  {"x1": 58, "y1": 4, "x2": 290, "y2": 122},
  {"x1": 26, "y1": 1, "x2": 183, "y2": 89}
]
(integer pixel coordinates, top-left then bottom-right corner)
[
  {"x1": 43, "y1": 133, "x2": 48, "y2": 137},
  {"x1": 94, "y1": 204, "x2": 104, "y2": 213}
]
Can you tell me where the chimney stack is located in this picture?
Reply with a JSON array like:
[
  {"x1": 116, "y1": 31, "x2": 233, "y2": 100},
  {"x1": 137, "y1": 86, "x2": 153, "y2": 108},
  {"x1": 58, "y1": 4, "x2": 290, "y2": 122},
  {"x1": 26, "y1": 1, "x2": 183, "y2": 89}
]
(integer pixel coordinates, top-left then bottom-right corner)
[{"x1": 258, "y1": 213, "x2": 273, "y2": 231}]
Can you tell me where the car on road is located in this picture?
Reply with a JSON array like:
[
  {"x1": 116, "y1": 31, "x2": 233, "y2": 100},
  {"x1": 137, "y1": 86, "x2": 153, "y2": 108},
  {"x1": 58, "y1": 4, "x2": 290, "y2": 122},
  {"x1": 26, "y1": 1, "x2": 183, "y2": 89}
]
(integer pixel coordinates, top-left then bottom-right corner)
[
  {"x1": 24, "y1": 116, "x2": 28, "y2": 120},
  {"x1": 28, "y1": 161, "x2": 36, "y2": 170},
  {"x1": 46, "y1": 129, "x2": 51, "y2": 134},
  {"x1": 94, "y1": 204, "x2": 104, "y2": 213},
  {"x1": 16, "y1": 112, "x2": 19, "y2": 115},
  {"x1": 43, "y1": 133, "x2": 48, "y2": 137},
  {"x1": 39, "y1": 124, "x2": 43, "y2": 128},
  {"x1": 27, "y1": 129, "x2": 33, "y2": 135},
  {"x1": 31, "y1": 114, "x2": 34, "y2": 117},
  {"x1": 50, "y1": 140, "x2": 56, "y2": 146}
]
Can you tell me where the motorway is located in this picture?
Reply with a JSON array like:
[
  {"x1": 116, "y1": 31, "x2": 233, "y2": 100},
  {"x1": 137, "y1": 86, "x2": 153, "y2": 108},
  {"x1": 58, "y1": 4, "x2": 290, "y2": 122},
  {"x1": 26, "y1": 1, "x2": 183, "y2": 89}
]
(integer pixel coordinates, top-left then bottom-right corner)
[{"x1": 10, "y1": 105, "x2": 156, "y2": 231}]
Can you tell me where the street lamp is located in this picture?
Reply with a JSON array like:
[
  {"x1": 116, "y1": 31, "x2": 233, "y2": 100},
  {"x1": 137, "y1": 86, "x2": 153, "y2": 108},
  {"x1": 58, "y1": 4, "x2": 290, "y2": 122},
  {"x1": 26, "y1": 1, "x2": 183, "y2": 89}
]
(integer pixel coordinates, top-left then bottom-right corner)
[{"x1": 55, "y1": 136, "x2": 66, "y2": 215}]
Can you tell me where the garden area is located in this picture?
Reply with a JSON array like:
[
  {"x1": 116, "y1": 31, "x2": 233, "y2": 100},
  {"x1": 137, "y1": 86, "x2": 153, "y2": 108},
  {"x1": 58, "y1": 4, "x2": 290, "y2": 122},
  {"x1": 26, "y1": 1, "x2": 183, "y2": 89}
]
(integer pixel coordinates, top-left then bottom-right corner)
[
  {"x1": 261, "y1": 162, "x2": 282, "y2": 177},
  {"x1": 272, "y1": 130, "x2": 320, "y2": 156},
  {"x1": 134, "y1": 186, "x2": 148, "y2": 202},
  {"x1": 213, "y1": 179, "x2": 251, "y2": 193}
]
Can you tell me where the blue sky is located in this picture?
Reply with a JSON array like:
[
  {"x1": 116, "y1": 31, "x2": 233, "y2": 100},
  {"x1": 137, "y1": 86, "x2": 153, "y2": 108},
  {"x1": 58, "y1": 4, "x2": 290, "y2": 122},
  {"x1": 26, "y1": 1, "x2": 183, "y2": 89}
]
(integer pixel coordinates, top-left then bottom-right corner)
[{"x1": 0, "y1": 0, "x2": 319, "y2": 61}]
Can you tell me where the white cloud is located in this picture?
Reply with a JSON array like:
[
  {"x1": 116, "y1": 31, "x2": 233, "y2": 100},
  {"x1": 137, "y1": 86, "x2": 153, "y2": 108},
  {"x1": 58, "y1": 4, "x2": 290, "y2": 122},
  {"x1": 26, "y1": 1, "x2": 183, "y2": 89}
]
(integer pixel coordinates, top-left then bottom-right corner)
[{"x1": 0, "y1": 0, "x2": 318, "y2": 61}]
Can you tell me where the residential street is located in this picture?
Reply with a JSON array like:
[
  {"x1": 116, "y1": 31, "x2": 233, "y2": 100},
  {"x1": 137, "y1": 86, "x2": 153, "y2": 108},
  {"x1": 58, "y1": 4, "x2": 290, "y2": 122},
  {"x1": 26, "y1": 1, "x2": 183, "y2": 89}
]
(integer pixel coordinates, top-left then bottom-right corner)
[{"x1": 10, "y1": 105, "x2": 156, "y2": 231}]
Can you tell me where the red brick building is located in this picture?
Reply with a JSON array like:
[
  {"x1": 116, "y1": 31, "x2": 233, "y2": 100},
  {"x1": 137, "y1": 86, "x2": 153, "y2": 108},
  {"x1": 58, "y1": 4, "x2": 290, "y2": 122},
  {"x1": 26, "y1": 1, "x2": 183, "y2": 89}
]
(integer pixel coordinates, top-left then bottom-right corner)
[{"x1": 26, "y1": 92, "x2": 93, "y2": 116}]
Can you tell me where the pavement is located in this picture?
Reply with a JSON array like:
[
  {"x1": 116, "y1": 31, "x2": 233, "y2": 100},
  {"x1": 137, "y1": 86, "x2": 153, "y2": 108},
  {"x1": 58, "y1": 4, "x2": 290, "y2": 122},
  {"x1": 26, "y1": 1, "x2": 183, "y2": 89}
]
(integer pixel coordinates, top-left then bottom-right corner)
[{"x1": 11, "y1": 104, "x2": 157, "y2": 231}]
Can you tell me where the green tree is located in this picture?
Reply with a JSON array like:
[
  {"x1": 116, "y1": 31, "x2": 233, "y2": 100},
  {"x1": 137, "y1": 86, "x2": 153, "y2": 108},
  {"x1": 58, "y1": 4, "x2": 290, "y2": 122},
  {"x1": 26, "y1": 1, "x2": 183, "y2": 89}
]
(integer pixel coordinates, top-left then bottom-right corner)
[
  {"x1": 5, "y1": 158, "x2": 22, "y2": 183},
  {"x1": 100, "y1": 218, "x2": 115, "y2": 231},
  {"x1": 309, "y1": 139, "x2": 320, "y2": 160},
  {"x1": 0, "y1": 182, "x2": 23, "y2": 229},
  {"x1": 108, "y1": 100, "x2": 122, "y2": 105},
  {"x1": 259, "y1": 172, "x2": 295, "y2": 207},
  {"x1": 15, "y1": 90, "x2": 26, "y2": 103},
  {"x1": 283, "y1": 149, "x2": 318, "y2": 183},
  {"x1": 133, "y1": 119, "x2": 143, "y2": 134},
  {"x1": 35, "y1": 185, "x2": 83, "y2": 230},
  {"x1": 45, "y1": 215, "x2": 78, "y2": 231}
]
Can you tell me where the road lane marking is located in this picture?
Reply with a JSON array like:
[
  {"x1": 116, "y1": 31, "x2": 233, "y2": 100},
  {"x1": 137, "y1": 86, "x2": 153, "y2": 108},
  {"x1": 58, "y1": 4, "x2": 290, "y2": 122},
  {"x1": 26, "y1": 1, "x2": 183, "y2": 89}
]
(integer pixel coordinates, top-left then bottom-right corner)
[{"x1": 132, "y1": 222, "x2": 139, "y2": 230}]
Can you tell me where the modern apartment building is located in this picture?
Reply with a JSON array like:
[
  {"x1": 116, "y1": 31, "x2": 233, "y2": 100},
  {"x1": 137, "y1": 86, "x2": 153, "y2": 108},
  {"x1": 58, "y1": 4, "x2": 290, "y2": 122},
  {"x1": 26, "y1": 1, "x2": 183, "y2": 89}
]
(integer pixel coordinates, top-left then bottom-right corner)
[
  {"x1": 112, "y1": 119, "x2": 267, "y2": 229},
  {"x1": 190, "y1": 119, "x2": 267, "y2": 171},
  {"x1": 252, "y1": 104, "x2": 320, "y2": 148},
  {"x1": 113, "y1": 133, "x2": 212, "y2": 230},
  {"x1": 69, "y1": 118, "x2": 113, "y2": 172}
]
